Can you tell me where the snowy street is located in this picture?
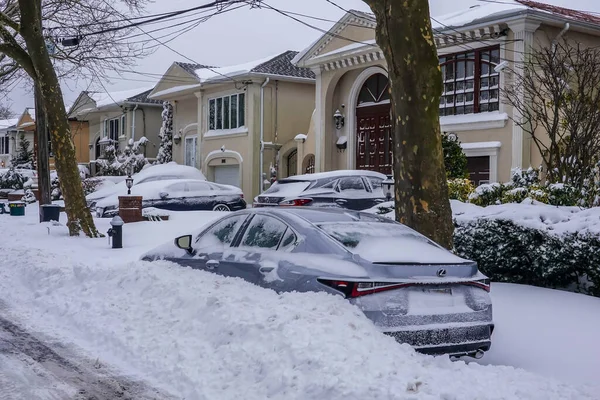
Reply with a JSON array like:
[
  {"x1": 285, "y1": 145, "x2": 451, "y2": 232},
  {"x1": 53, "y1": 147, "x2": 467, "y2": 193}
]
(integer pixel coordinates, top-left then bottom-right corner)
[{"x1": 0, "y1": 205, "x2": 599, "y2": 399}]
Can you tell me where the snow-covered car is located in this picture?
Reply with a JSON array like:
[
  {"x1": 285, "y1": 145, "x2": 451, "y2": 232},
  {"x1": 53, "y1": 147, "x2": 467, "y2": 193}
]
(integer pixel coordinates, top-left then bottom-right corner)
[
  {"x1": 87, "y1": 162, "x2": 206, "y2": 211},
  {"x1": 253, "y1": 170, "x2": 387, "y2": 210},
  {"x1": 143, "y1": 207, "x2": 494, "y2": 359},
  {"x1": 95, "y1": 179, "x2": 246, "y2": 217}
]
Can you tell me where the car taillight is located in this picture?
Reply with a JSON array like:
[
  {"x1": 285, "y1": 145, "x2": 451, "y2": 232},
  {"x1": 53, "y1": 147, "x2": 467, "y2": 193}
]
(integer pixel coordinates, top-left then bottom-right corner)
[
  {"x1": 464, "y1": 279, "x2": 491, "y2": 292},
  {"x1": 317, "y1": 279, "x2": 412, "y2": 298},
  {"x1": 279, "y1": 198, "x2": 313, "y2": 207}
]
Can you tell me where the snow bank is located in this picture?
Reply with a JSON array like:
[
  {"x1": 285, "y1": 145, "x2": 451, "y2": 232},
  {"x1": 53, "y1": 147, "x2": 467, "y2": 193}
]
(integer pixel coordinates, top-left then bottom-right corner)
[{"x1": 0, "y1": 253, "x2": 596, "y2": 399}]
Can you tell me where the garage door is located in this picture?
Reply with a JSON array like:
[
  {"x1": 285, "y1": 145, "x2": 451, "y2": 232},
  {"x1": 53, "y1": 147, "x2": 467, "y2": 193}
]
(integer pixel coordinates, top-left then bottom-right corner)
[{"x1": 214, "y1": 165, "x2": 240, "y2": 187}]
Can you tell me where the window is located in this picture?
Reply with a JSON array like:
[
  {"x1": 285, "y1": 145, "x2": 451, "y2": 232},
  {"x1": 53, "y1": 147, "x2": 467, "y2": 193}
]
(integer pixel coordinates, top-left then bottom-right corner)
[
  {"x1": 357, "y1": 73, "x2": 390, "y2": 106},
  {"x1": 439, "y1": 46, "x2": 500, "y2": 116},
  {"x1": 195, "y1": 215, "x2": 247, "y2": 250},
  {"x1": 209, "y1": 93, "x2": 245, "y2": 130},
  {"x1": 338, "y1": 177, "x2": 366, "y2": 192},
  {"x1": 0, "y1": 136, "x2": 9, "y2": 155},
  {"x1": 185, "y1": 181, "x2": 212, "y2": 193},
  {"x1": 278, "y1": 228, "x2": 298, "y2": 252},
  {"x1": 185, "y1": 136, "x2": 197, "y2": 167},
  {"x1": 104, "y1": 115, "x2": 124, "y2": 150},
  {"x1": 240, "y1": 215, "x2": 287, "y2": 250}
]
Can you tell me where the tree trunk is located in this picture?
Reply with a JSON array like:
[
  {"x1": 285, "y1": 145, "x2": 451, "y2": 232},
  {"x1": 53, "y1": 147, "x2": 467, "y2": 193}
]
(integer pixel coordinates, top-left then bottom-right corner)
[
  {"x1": 363, "y1": 0, "x2": 453, "y2": 249},
  {"x1": 34, "y1": 84, "x2": 52, "y2": 219},
  {"x1": 18, "y1": 0, "x2": 100, "y2": 237}
]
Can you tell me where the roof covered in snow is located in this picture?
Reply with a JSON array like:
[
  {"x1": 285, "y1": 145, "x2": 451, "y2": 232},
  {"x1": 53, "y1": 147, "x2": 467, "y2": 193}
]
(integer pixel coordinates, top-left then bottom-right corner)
[
  {"x1": 88, "y1": 86, "x2": 160, "y2": 109},
  {"x1": 0, "y1": 118, "x2": 18, "y2": 130},
  {"x1": 194, "y1": 51, "x2": 315, "y2": 82}
]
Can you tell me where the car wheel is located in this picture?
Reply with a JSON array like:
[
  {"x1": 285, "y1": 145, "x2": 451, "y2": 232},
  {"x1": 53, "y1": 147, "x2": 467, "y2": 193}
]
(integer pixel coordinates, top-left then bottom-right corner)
[{"x1": 213, "y1": 204, "x2": 231, "y2": 212}]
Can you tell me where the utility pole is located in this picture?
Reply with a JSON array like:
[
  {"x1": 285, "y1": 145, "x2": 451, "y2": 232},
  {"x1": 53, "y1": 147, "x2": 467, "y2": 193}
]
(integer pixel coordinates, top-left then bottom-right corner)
[{"x1": 34, "y1": 83, "x2": 52, "y2": 221}]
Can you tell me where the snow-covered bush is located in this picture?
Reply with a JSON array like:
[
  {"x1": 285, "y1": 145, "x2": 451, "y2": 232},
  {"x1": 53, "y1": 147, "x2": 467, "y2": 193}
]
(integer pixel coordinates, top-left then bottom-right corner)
[
  {"x1": 155, "y1": 101, "x2": 173, "y2": 164},
  {"x1": 96, "y1": 138, "x2": 149, "y2": 176},
  {"x1": 0, "y1": 168, "x2": 26, "y2": 190},
  {"x1": 447, "y1": 178, "x2": 474, "y2": 202},
  {"x1": 11, "y1": 132, "x2": 34, "y2": 169},
  {"x1": 467, "y1": 182, "x2": 505, "y2": 206},
  {"x1": 22, "y1": 188, "x2": 36, "y2": 203},
  {"x1": 454, "y1": 218, "x2": 600, "y2": 297}
]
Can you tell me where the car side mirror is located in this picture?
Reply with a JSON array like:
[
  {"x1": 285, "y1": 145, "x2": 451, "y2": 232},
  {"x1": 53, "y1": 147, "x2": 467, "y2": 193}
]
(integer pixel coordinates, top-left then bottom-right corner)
[
  {"x1": 174, "y1": 235, "x2": 194, "y2": 254},
  {"x1": 159, "y1": 191, "x2": 169, "y2": 199}
]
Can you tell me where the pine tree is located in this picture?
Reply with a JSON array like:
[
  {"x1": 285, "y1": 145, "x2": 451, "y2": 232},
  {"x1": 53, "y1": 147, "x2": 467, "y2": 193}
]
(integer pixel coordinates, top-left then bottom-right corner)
[
  {"x1": 12, "y1": 132, "x2": 34, "y2": 169},
  {"x1": 156, "y1": 101, "x2": 173, "y2": 164},
  {"x1": 442, "y1": 133, "x2": 468, "y2": 180}
]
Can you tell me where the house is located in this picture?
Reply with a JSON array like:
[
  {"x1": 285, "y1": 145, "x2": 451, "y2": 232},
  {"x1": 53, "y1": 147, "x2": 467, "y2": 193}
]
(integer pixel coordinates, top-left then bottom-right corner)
[
  {"x1": 292, "y1": 1, "x2": 600, "y2": 185},
  {"x1": 10, "y1": 107, "x2": 91, "y2": 170},
  {"x1": 68, "y1": 87, "x2": 163, "y2": 174},
  {"x1": 0, "y1": 118, "x2": 19, "y2": 168},
  {"x1": 149, "y1": 51, "x2": 315, "y2": 199}
]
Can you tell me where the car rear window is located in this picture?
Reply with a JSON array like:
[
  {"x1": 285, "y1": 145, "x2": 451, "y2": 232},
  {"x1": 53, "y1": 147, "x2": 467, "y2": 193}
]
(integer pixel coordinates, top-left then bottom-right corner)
[
  {"x1": 263, "y1": 180, "x2": 311, "y2": 195},
  {"x1": 317, "y1": 222, "x2": 468, "y2": 264}
]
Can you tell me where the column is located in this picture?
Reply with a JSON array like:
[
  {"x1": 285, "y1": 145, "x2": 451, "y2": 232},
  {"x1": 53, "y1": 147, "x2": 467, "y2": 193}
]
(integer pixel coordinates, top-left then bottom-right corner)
[
  {"x1": 312, "y1": 67, "x2": 324, "y2": 173},
  {"x1": 508, "y1": 20, "x2": 540, "y2": 170},
  {"x1": 194, "y1": 90, "x2": 203, "y2": 170}
]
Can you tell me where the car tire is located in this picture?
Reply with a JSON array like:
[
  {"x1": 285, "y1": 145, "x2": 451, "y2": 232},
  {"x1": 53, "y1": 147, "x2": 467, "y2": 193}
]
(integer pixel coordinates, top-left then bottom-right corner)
[{"x1": 213, "y1": 204, "x2": 231, "y2": 212}]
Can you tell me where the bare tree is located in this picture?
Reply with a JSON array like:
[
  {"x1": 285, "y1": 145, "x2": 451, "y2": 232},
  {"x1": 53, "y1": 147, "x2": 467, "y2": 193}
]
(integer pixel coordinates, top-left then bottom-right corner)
[
  {"x1": 0, "y1": 102, "x2": 12, "y2": 119},
  {"x1": 0, "y1": 0, "x2": 150, "y2": 237},
  {"x1": 504, "y1": 39, "x2": 600, "y2": 190},
  {"x1": 362, "y1": 0, "x2": 453, "y2": 249}
]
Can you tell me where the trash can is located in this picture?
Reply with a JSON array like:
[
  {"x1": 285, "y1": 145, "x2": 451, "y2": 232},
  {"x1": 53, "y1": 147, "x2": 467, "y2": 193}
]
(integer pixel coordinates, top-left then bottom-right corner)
[
  {"x1": 8, "y1": 201, "x2": 25, "y2": 216},
  {"x1": 41, "y1": 204, "x2": 62, "y2": 222}
]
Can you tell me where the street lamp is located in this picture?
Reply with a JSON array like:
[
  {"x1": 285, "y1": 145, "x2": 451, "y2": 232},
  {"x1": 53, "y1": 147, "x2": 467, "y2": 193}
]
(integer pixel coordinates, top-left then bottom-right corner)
[
  {"x1": 382, "y1": 174, "x2": 394, "y2": 202},
  {"x1": 125, "y1": 174, "x2": 134, "y2": 195}
]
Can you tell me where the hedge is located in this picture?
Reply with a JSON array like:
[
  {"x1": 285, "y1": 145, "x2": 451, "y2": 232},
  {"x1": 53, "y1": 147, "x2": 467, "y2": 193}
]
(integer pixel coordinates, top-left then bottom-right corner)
[{"x1": 454, "y1": 218, "x2": 600, "y2": 297}]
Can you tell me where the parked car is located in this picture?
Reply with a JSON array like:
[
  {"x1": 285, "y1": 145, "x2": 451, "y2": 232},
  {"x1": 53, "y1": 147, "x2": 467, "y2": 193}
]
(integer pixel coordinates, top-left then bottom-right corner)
[
  {"x1": 253, "y1": 170, "x2": 387, "y2": 210},
  {"x1": 143, "y1": 208, "x2": 493, "y2": 358},
  {"x1": 95, "y1": 179, "x2": 246, "y2": 217},
  {"x1": 87, "y1": 162, "x2": 206, "y2": 211}
]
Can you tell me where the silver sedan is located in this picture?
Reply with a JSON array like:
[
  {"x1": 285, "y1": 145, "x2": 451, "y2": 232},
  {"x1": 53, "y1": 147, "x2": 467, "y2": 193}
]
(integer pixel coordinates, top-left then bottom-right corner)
[{"x1": 142, "y1": 208, "x2": 493, "y2": 358}]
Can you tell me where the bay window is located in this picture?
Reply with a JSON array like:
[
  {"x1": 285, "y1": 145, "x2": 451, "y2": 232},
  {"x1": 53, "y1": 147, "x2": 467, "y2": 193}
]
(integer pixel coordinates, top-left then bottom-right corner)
[
  {"x1": 439, "y1": 46, "x2": 500, "y2": 116},
  {"x1": 209, "y1": 93, "x2": 245, "y2": 131}
]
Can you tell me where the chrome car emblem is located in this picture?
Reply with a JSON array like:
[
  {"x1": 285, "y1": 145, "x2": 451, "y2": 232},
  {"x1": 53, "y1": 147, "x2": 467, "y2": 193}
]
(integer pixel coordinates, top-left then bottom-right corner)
[{"x1": 436, "y1": 268, "x2": 447, "y2": 277}]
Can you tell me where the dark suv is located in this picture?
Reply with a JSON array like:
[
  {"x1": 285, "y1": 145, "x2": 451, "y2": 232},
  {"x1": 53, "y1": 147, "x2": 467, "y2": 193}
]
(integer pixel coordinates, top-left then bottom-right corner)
[{"x1": 253, "y1": 170, "x2": 387, "y2": 211}]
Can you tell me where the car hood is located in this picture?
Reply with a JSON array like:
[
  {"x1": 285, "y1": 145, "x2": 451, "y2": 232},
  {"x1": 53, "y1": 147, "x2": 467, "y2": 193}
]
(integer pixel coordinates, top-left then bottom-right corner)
[{"x1": 87, "y1": 182, "x2": 126, "y2": 202}]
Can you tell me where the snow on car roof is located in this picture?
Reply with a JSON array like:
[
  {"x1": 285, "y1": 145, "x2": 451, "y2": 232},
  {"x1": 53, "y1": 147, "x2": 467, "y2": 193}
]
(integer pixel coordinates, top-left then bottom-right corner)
[
  {"x1": 134, "y1": 162, "x2": 206, "y2": 181},
  {"x1": 282, "y1": 170, "x2": 387, "y2": 182}
]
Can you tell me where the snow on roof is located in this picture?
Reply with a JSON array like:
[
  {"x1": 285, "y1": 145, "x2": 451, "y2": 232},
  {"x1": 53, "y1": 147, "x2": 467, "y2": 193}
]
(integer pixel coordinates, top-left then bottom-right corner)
[
  {"x1": 0, "y1": 118, "x2": 18, "y2": 130},
  {"x1": 195, "y1": 53, "x2": 283, "y2": 82},
  {"x1": 89, "y1": 86, "x2": 155, "y2": 108},
  {"x1": 194, "y1": 51, "x2": 314, "y2": 83},
  {"x1": 149, "y1": 83, "x2": 203, "y2": 99},
  {"x1": 432, "y1": 0, "x2": 600, "y2": 31}
]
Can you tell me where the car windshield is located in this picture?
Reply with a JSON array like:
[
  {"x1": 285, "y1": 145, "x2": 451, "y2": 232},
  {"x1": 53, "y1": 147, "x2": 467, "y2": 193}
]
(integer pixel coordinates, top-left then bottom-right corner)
[
  {"x1": 263, "y1": 180, "x2": 311, "y2": 195},
  {"x1": 317, "y1": 222, "x2": 468, "y2": 264}
]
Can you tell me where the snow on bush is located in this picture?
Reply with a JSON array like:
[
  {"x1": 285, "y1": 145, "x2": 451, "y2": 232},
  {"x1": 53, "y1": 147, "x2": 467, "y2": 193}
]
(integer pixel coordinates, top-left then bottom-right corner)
[
  {"x1": 0, "y1": 167, "x2": 28, "y2": 190},
  {"x1": 96, "y1": 138, "x2": 149, "y2": 176},
  {"x1": 0, "y1": 248, "x2": 595, "y2": 399},
  {"x1": 369, "y1": 200, "x2": 600, "y2": 296},
  {"x1": 155, "y1": 101, "x2": 173, "y2": 164}
]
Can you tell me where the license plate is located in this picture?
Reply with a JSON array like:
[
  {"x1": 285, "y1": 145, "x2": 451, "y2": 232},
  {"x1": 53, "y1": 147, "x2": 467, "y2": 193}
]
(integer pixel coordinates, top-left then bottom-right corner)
[{"x1": 422, "y1": 288, "x2": 452, "y2": 295}]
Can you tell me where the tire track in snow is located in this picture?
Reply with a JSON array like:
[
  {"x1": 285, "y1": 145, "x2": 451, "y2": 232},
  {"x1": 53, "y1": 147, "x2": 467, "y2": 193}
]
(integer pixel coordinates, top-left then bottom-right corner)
[{"x1": 0, "y1": 310, "x2": 174, "y2": 400}]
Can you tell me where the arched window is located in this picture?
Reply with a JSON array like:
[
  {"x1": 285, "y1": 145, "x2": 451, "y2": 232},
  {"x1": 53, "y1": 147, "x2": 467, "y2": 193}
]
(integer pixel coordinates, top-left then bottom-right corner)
[
  {"x1": 304, "y1": 154, "x2": 315, "y2": 174},
  {"x1": 357, "y1": 73, "x2": 390, "y2": 107}
]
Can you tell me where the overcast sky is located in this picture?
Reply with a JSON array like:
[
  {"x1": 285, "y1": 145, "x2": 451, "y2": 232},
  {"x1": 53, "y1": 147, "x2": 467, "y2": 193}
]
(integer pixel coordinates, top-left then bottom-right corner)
[{"x1": 3, "y1": 0, "x2": 600, "y2": 116}]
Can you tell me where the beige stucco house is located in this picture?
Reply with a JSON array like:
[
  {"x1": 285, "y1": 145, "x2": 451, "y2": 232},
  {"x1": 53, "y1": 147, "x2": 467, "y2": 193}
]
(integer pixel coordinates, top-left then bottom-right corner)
[
  {"x1": 149, "y1": 51, "x2": 315, "y2": 199},
  {"x1": 68, "y1": 87, "x2": 163, "y2": 174},
  {"x1": 0, "y1": 117, "x2": 20, "y2": 168},
  {"x1": 292, "y1": 1, "x2": 600, "y2": 186}
]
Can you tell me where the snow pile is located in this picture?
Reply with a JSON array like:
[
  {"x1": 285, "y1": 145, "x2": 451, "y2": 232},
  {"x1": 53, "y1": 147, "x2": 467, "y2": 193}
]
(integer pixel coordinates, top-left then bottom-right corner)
[
  {"x1": 90, "y1": 86, "x2": 155, "y2": 108},
  {"x1": 0, "y1": 251, "x2": 595, "y2": 399}
]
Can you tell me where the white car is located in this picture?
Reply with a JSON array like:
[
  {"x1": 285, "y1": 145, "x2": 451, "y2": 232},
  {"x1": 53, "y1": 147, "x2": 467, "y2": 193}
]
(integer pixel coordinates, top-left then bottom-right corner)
[
  {"x1": 94, "y1": 179, "x2": 246, "y2": 217},
  {"x1": 86, "y1": 163, "x2": 206, "y2": 211}
]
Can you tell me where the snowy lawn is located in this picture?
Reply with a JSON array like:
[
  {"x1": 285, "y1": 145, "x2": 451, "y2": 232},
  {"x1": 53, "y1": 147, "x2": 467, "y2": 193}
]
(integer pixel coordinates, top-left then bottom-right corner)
[{"x1": 0, "y1": 204, "x2": 598, "y2": 399}]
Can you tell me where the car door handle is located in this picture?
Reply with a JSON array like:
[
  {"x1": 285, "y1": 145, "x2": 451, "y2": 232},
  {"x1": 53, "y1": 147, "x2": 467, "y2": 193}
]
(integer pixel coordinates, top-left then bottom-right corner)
[
  {"x1": 374, "y1": 198, "x2": 385, "y2": 203},
  {"x1": 206, "y1": 260, "x2": 220, "y2": 270},
  {"x1": 259, "y1": 266, "x2": 274, "y2": 274},
  {"x1": 335, "y1": 199, "x2": 347, "y2": 204}
]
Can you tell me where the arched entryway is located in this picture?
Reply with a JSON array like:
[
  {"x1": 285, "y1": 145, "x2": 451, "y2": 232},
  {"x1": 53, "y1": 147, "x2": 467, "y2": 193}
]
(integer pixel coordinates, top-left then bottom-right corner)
[
  {"x1": 303, "y1": 154, "x2": 315, "y2": 174},
  {"x1": 286, "y1": 149, "x2": 298, "y2": 177},
  {"x1": 355, "y1": 72, "x2": 392, "y2": 175}
]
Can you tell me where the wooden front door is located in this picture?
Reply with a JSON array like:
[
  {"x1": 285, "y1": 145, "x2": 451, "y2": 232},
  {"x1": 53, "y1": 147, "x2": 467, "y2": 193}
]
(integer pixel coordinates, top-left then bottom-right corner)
[{"x1": 356, "y1": 104, "x2": 392, "y2": 175}]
